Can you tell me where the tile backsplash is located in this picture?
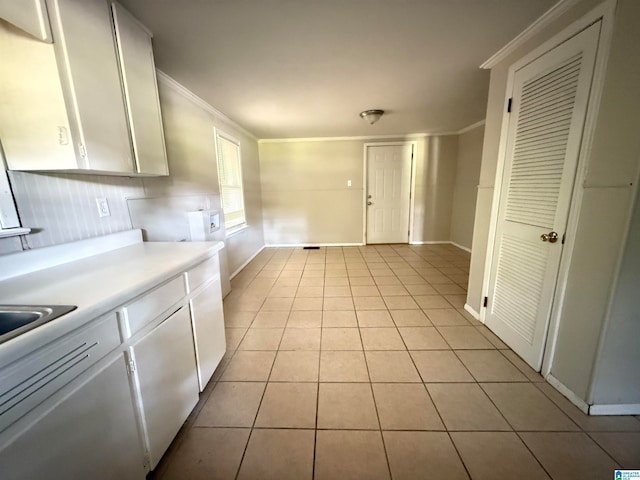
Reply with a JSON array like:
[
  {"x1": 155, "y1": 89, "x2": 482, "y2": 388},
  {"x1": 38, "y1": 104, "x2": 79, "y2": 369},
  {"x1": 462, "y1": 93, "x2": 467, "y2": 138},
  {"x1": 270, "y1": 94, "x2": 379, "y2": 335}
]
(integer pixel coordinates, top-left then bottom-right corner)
[{"x1": 1, "y1": 171, "x2": 144, "y2": 253}]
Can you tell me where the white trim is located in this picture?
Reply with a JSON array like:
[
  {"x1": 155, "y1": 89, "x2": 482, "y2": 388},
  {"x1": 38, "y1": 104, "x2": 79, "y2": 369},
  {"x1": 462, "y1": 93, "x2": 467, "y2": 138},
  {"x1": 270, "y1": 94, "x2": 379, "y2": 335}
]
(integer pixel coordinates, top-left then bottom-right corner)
[
  {"x1": 480, "y1": 0, "x2": 583, "y2": 69},
  {"x1": 0, "y1": 227, "x2": 30, "y2": 238},
  {"x1": 229, "y1": 245, "x2": 265, "y2": 280},
  {"x1": 456, "y1": 120, "x2": 486, "y2": 135},
  {"x1": 449, "y1": 241, "x2": 472, "y2": 253},
  {"x1": 225, "y1": 224, "x2": 249, "y2": 238},
  {"x1": 409, "y1": 240, "x2": 450, "y2": 245},
  {"x1": 545, "y1": 374, "x2": 590, "y2": 414},
  {"x1": 259, "y1": 132, "x2": 456, "y2": 144},
  {"x1": 156, "y1": 70, "x2": 258, "y2": 141},
  {"x1": 264, "y1": 243, "x2": 365, "y2": 248},
  {"x1": 464, "y1": 303, "x2": 481, "y2": 320},
  {"x1": 589, "y1": 403, "x2": 640, "y2": 416},
  {"x1": 363, "y1": 141, "x2": 417, "y2": 245}
]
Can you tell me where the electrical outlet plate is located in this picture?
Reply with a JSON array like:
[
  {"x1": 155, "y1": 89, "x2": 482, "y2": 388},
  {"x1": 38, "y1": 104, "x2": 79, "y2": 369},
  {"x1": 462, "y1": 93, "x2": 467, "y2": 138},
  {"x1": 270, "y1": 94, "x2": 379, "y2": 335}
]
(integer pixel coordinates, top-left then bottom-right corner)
[{"x1": 96, "y1": 197, "x2": 110, "y2": 217}]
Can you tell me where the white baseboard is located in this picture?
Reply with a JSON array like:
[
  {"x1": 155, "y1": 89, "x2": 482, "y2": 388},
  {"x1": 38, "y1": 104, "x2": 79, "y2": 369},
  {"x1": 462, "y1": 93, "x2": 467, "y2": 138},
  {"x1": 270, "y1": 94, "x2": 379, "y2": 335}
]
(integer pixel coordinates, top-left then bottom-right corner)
[
  {"x1": 409, "y1": 240, "x2": 471, "y2": 253},
  {"x1": 464, "y1": 303, "x2": 481, "y2": 320},
  {"x1": 449, "y1": 241, "x2": 472, "y2": 253},
  {"x1": 589, "y1": 403, "x2": 640, "y2": 415},
  {"x1": 264, "y1": 243, "x2": 365, "y2": 248},
  {"x1": 545, "y1": 374, "x2": 590, "y2": 414},
  {"x1": 229, "y1": 245, "x2": 266, "y2": 279}
]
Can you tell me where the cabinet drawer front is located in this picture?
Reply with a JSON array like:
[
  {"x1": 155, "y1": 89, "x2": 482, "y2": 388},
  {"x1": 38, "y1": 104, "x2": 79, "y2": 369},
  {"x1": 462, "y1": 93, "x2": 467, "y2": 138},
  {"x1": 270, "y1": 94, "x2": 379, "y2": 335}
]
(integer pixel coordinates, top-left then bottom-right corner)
[
  {"x1": 186, "y1": 255, "x2": 219, "y2": 292},
  {"x1": 0, "y1": 313, "x2": 120, "y2": 433},
  {"x1": 122, "y1": 275, "x2": 186, "y2": 337}
]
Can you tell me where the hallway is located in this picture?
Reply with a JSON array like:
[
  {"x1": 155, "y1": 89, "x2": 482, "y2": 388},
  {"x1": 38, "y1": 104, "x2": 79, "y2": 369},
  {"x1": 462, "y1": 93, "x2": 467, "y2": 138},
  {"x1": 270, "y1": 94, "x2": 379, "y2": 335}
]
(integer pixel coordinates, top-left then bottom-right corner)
[{"x1": 154, "y1": 244, "x2": 640, "y2": 479}]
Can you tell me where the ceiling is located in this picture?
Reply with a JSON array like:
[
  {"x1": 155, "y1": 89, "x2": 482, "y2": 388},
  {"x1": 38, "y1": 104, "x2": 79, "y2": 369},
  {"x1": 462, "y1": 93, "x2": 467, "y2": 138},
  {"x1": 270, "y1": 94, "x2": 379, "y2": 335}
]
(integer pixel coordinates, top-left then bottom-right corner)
[{"x1": 119, "y1": 0, "x2": 558, "y2": 139}]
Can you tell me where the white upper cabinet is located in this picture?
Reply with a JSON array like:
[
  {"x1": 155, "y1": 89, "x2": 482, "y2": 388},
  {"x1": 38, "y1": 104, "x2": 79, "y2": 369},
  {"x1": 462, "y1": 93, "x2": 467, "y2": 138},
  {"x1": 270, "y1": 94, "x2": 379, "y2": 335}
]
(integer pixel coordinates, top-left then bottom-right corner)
[
  {"x1": 0, "y1": 0, "x2": 168, "y2": 176},
  {"x1": 111, "y1": 3, "x2": 168, "y2": 176},
  {"x1": 0, "y1": 0, "x2": 52, "y2": 42}
]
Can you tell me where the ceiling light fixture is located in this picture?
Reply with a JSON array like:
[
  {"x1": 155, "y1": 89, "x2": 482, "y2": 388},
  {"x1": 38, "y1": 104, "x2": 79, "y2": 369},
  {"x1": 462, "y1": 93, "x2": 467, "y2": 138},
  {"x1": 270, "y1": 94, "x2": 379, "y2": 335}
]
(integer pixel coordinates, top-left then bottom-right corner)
[{"x1": 359, "y1": 109, "x2": 384, "y2": 125}]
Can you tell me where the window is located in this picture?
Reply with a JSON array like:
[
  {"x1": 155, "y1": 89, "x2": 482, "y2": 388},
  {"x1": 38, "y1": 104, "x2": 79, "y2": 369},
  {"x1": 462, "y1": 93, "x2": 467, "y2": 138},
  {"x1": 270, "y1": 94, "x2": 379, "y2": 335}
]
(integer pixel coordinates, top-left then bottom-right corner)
[
  {"x1": 0, "y1": 166, "x2": 29, "y2": 238},
  {"x1": 215, "y1": 129, "x2": 246, "y2": 233}
]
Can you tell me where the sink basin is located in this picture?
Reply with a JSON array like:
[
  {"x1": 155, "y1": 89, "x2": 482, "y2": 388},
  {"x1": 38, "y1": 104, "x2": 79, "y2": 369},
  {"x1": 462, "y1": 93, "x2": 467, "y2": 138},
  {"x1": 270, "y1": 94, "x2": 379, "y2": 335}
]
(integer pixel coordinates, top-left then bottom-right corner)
[{"x1": 0, "y1": 305, "x2": 77, "y2": 344}]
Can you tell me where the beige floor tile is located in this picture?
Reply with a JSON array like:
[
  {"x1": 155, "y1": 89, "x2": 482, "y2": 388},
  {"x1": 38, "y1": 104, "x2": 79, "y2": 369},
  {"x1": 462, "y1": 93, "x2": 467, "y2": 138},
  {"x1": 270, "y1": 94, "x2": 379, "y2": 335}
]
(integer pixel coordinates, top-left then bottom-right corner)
[
  {"x1": 433, "y1": 283, "x2": 466, "y2": 295},
  {"x1": 321, "y1": 327, "x2": 363, "y2": 350},
  {"x1": 324, "y1": 277, "x2": 350, "y2": 286},
  {"x1": 269, "y1": 351, "x2": 319, "y2": 381},
  {"x1": 590, "y1": 432, "x2": 640, "y2": 468},
  {"x1": 535, "y1": 383, "x2": 640, "y2": 431},
  {"x1": 237, "y1": 429, "x2": 314, "y2": 480},
  {"x1": 443, "y1": 294, "x2": 466, "y2": 308},
  {"x1": 398, "y1": 327, "x2": 449, "y2": 350},
  {"x1": 475, "y1": 325, "x2": 509, "y2": 348},
  {"x1": 254, "y1": 382, "x2": 318, "y2": 428},
  {"x1": 372, "y1": 383, "x2": 444, "y2": 430},
  {"x1": 356, "y1": 310, "x2": 394, "y2": 327},
  {"x1": 481, "y1": 383, "x2": 579, "y2": 431},
  {"x1": 352, "y1": 296, "x2": 387, "y2": 310},
  {"x1": 315, "y1": 430, "x2": 390, "y2": 480},
  {"x1": 162, "y1": 428, "x2": 250, "y2": 480},
  {"x1": 411, "y1": 350, "x2": 473, "y2": 382},
  {"x1": 317, "y1": 383, "x2": 379, "y2": 429},
  {"x1": 320, "y1": 351, "x2": 370, "y2": 382},
  {"x1": 384, "y1": 431, "x2": 469, "y2": 480},
  {"x1": 457, "y1": 350, "x2": 528, "y2": 382},
  {"x1": 299, "y1": 277, "x2": 324, "y2": 287},
  {"x1": 347, "y1": 269, "x2": 371, "y2": 277},
  {"x1": 404, "y1": 284, "x2": 438, "y2": 296},
  {"x1": 224, "y1": 311, "x2": 256, "y2": 328},
  {"x1": 451, "y1": 432, "x2": 550, "y2": 480},
  {"x1": 252, "y1": 311, "x2": 289, "y2": 328},
  {"x1": 291, "y1": 297, "x2": 323, "y2": 311},
  {"x1": 278, "y1": 327, "x2": 321, "y2": 350},
  {"x1": 302, "y1": 270, "x2": 325, "y2": 279},
  {"x1": 195, "y1": 382, "x2": 265, "y2": 427},
  {"x1": 519, "y1": 432, "x2": 619, "y2": 480},
  {"x1": 324, "y1": 285, "x2": 352, "y2": 297},
  {"x1": 286, "y1": 310, "x2": 322, "y2": 328},
  {"x1": 424, "y1": 308, "x2": 471, "y2": 326},
  {"x1": 374, "y1": 276, "x2": 402, "y2": 286},
  {"x1": 360, "y1": 327, "x2": 405, "y2": 350},
  {"x1": 499, "y1": 350, "x2": 545, "y2": 382},
  {"x1": 437, "y1": 326, "x2": 494, "y2": 349},
  {"x1": 225, "y1": 297, "x2": 265, "y2": 313},
  {"x1": 351, "y1": 285, "x2": 382, "y2": 296},
  {"x1": 383, "y1": 296, "x2": 419, "y2": 310},
  {"x1": 390, "y1": 309, "x2": 432, "y2": 326},
  {"x1": 398, "y1": 275, "x2": 428, "y2": 285},
  {"x1": 225, "y1": 327, "x2": 247, "y2": 351},
  {"x1": 221, "y1": 351, "x2": 276, "y2": 381},
  {"x1": 323, "y1": 296, "x2": 355, "y2": 310},
  {"x1": 414, "y1": 295, "x2": 452, "y2": 309},
  {"x1": 238, "y1": 328, "x2": 283, "y2": 350},
  {"x1": 274, "y1": 277, "x2": 301, "y2": 287},
  {"x1": 260, "y1": 297, "x2": 294, "y2": 311},
  {"x1": 427, "y1": 383, "x2": 511, "y2": 431},
  {"x1": 268, "y1": 286, "x2": 298, "y2": 298},
  {"x1": 349, "y1": 276, "x2": 376, "y2": 286},
  {"x1": 322, "y1": 310, "x2": 358, "y2": 327},
  {"x1": 376, "y1": 284, "x2": 409, "y2": 296},
  {"x1": 295, "y1": 286, "x2": 323, "y2": 297},
  {"x1": 365, "y1": 351, "x2": 421, "y2": 382}
]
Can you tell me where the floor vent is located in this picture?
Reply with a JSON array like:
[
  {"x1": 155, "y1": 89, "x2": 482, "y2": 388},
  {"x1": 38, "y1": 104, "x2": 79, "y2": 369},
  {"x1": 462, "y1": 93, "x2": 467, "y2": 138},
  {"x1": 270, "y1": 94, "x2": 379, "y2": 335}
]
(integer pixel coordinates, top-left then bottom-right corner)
[{"x1": 303, "y1": 246, "x2": 320, "y2": 250}]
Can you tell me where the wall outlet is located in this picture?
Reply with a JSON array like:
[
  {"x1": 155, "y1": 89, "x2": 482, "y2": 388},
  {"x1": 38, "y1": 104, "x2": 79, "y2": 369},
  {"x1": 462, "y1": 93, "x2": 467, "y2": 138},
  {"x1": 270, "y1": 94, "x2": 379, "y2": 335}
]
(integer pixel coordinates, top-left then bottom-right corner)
[
  {"x1": 347, "y1": 180, "x2": 352, "y2": 187},
  {"x1": 96, "y1": 197, "x2": 111, "y2": 217}
]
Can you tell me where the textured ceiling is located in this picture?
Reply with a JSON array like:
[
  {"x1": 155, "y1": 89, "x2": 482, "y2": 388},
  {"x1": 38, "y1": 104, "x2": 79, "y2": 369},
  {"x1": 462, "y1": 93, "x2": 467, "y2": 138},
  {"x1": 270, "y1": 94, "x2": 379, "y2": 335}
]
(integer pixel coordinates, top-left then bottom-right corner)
[{"x1": 119, "y1": 0, "x2": 558, "y2": 138}]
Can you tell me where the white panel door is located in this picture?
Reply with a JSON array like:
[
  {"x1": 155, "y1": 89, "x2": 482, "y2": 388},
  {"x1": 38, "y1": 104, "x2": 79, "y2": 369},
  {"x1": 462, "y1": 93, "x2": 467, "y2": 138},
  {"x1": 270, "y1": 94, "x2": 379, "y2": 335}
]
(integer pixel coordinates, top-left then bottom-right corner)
[
  {"x1": 486, "y1": 23, "x2": 600, "y2": 370},
  {"x1": 366, "y1": 144, "x2": 413, "y2": 244}
]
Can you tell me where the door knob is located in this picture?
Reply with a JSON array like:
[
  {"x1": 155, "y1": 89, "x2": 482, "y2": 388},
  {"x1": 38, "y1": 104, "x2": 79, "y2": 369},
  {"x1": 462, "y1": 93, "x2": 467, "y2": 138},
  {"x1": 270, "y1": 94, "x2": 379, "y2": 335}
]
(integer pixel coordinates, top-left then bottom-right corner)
[
  {"x1": 367, "y1": 201, "x2": 373, "y2": 206},
  {"x1": 540, "y1": 231, "x2": 559, "y2": 243}
]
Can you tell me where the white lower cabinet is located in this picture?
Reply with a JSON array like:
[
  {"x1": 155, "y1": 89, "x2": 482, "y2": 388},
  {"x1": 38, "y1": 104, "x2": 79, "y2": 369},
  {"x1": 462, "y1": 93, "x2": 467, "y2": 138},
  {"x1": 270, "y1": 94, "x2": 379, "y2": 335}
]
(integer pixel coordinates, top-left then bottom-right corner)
[
  {"x1": 0, "y1": 354, "x2": 145, "y2": 480},
  {"x1": 190, "y1": 276, "x2": 226, "y2": 391},
  {"x1": 129, "y1": 306, "x2": 199, "y2": 470}
]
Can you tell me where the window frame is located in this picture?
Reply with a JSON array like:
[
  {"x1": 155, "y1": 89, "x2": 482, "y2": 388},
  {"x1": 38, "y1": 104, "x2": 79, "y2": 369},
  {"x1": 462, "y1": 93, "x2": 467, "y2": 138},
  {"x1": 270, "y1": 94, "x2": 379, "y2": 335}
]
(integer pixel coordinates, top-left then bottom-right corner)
[
  {"x1": 214, "y1": 128, "x2": 247, "y2": 236},
  {"x1": 0, "y1": 161, "x2": 29, "y2": 238}
]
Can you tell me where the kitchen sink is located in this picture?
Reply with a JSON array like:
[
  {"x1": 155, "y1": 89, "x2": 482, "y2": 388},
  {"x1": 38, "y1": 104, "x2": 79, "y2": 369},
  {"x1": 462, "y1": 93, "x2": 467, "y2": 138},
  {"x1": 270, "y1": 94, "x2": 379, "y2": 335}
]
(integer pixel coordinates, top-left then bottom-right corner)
[{"x1": 0, "y1": 305, "x2": 77, "y2": 344}]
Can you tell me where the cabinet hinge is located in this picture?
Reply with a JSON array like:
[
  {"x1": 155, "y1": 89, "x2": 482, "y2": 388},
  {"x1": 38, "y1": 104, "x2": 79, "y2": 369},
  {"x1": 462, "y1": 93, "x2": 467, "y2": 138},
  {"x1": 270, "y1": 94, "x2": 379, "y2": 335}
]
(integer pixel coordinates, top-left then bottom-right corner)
[
  {"x1": 127, "y1": 359, "x2": 136, "y2": 375},
  {"x1": 483, "y1": 296, "x2": 488, "y2": 308},
  {"x1": 507, "y1": 98, "x2": 513, "y2": 113},
  {"x1": 562, "y1": 233, "x2": 566, "y2": 244},
  {"x1": 78, "y1": 143, "x2": 87, "y2": 158}
]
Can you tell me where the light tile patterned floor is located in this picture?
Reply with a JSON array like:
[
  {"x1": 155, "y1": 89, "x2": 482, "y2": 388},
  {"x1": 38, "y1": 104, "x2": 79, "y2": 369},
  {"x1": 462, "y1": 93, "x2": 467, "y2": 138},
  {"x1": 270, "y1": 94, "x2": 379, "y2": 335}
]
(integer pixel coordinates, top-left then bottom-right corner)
[{"x1": 152, "y1": 244, "x2": 640, "y2": 480}]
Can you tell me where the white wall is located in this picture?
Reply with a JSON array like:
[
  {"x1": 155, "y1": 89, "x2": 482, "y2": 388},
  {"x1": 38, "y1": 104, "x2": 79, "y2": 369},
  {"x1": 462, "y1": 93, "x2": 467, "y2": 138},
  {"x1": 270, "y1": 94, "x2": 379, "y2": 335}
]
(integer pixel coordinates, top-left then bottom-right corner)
[{"x1": 450, "y1": 124, "x2": 484, "y2": 250}]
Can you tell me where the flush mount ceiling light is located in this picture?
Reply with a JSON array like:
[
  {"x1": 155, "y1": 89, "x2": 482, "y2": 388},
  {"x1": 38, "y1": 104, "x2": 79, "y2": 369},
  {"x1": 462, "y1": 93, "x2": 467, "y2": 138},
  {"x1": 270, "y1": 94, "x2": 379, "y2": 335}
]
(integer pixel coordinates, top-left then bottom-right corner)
[{"x1": 359, "y1": 109, "x2": 384, "y2": 125}]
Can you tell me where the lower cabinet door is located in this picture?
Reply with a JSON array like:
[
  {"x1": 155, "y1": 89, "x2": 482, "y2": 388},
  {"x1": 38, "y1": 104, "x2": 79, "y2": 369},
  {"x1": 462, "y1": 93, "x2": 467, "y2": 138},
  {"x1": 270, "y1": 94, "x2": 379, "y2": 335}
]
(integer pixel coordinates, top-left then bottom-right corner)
[
  {"x1": 190, "y1": 277, "x2": 226, "y2": 391},
  {"x1": 0, "y1": 355, "x2": 145, "y2": 480},
  {"x1": 130, "y1": 306, "x2": 199, "y2": 470}
]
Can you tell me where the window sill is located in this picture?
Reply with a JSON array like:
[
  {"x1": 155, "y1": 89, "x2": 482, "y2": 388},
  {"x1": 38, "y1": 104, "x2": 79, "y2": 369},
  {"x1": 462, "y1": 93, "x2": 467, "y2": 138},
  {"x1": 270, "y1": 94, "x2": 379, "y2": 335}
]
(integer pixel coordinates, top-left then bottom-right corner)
[
  {"x1": 226, "y1": 224, "x2": 249, "y2": 238},
  {"x1": 0, "y1": 227, "x2": 30, "y2": 239}
]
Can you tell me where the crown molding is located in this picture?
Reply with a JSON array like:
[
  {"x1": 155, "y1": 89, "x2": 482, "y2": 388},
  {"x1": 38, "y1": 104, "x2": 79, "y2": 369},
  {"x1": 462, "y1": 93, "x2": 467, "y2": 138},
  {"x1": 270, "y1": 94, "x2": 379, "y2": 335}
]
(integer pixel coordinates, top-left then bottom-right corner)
[
  {"x1": 456, "y1": 120, "x2": 486, "y2": 135},
  {"x1": 480, "y1": 0, "x2": 583, "y2": 69},
  {"x1": 155, "y1": 70, "x2": 258, "y2": 141}
]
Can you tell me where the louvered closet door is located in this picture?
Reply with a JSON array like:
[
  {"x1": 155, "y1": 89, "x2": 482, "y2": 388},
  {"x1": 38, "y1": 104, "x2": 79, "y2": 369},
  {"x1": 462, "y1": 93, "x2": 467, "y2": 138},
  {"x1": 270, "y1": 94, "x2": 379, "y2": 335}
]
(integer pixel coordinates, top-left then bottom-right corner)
[{"x1": 486, "y1": 22, "x2": 600, "y2": 370}]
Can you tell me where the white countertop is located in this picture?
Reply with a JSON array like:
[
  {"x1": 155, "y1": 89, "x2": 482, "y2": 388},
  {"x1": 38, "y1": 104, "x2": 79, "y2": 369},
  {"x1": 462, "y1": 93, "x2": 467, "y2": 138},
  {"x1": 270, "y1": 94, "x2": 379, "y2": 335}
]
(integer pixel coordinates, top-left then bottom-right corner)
[{"x1": 0, "y1": 238, "x2": 224, "y2": 366}]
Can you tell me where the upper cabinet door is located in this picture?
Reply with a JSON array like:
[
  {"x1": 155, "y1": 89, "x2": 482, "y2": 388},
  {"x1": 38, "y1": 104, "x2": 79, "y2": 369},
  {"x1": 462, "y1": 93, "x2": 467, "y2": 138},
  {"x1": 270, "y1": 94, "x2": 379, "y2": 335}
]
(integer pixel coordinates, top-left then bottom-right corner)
[
  {"x1": 47, "y1": 0, "x2": 133, "y2": 172},
  {"x1": 0, "y1": 0, "x2": 52, "y2": 42},
  {"x1": 111, "y1": 3, "x2": 168, "y2": 176}
]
